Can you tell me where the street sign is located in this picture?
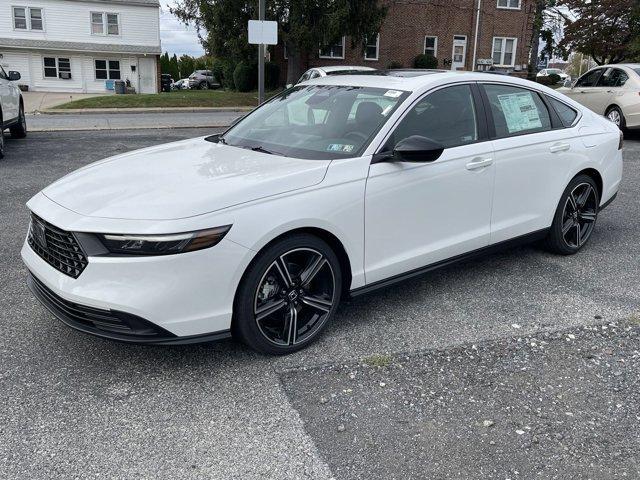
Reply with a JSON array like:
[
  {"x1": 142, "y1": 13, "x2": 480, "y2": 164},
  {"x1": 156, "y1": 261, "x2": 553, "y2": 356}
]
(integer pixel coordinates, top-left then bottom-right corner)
[{"x1": 248, "y1": 20, "x2": 278, "y2": 45}]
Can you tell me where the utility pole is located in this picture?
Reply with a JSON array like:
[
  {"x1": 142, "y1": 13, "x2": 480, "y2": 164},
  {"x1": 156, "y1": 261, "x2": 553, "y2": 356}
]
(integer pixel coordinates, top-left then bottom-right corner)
[
  {"x1": 472, "y1": 0, "x2": 482, "y2": 71},
  {"x1": 258, "y1": 0, "x2": 265, "y2": 104}
]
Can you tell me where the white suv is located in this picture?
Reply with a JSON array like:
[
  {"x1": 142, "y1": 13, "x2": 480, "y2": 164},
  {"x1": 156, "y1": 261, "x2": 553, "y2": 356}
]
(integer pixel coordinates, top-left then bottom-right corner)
[{"x1": 0, "y1": 66, "x2": 26, "y2": 158}]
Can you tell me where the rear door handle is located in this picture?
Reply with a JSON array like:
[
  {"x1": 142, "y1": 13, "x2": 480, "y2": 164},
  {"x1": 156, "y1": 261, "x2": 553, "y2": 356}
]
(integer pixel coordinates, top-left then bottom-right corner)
[
  {"x1": 465, "y1": 157, "x2": 493, "y2": 170},
  {"x1": 549, "y1": 143, "x2": 571, "y2": 153}
]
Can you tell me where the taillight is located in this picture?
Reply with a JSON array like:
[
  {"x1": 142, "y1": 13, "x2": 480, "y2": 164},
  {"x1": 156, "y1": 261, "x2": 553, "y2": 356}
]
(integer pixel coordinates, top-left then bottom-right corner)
[{"x1": 619, "y1": 130, "x2": 624, "y2": 150}]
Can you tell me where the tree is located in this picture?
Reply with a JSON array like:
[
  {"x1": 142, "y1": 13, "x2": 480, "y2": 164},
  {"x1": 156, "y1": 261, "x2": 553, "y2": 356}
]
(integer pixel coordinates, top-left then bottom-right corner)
[
  {"x1": 557, "y1": 0, "x2": 640, "y2": 65},
  {"x1": 172, "y1": 0, "x2": 387, "y2": 84},
  {"x1": 178, "y1": 55, "x2": 196, "y2": 78}
]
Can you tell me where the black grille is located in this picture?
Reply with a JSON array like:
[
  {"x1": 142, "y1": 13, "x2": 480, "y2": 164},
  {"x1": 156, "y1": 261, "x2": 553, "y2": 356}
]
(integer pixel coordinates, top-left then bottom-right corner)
[
  {"x1": 28, "y1": 214, "x2": 88, "y2": 278},
  {"x1": 28, "y1": 274, "x2": 173, "y2": 339}
]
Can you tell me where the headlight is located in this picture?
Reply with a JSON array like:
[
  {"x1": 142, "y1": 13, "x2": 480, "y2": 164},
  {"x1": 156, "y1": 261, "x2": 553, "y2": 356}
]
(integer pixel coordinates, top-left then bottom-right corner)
[{"x1": 98, "y1": 225, "x2": 231, "y2": 256}]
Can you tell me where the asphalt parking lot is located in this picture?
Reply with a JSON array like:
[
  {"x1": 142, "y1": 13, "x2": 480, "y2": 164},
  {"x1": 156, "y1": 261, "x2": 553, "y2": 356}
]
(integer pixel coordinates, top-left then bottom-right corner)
[{"x1": 1, "y1": 129, "x2": 639, "y2": 479}]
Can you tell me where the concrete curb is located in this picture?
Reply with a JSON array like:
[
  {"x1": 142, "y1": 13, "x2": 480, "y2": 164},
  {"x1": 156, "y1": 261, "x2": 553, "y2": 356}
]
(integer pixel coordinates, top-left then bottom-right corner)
[
  {"x1": 29, "y1": 124, "x2": 232, "y2": 132},
  {"x1": 35, "y1": 106, "x2": 254, "y2": 115}
]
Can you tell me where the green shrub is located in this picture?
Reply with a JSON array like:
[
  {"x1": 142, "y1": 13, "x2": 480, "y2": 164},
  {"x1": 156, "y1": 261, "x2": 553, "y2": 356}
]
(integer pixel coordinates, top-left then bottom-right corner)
[
  {"x1": 233, "y1": 61, "x2": 256, "y2": 92},
  {"x1": 265, "y1": 61, "x2": 280, "y2": 89},
  {"x1": 222, "y1": 61, "x2": 236, "y2": 90},
  {"x1": 211, "y1": 58, "x2": 225, "y2": 85},
  {"x1": 548, "y1": 73, "x2": 561, "y2": 84},
  {"x1": 387, "y1": 61, "x2": 403, "y2": 69},
  {"x1": 414, "y1": 54, "x2": 438, "y2": 69},
  {"x1": 537, "y1": 76, "x2": 555, "y2": 86}
]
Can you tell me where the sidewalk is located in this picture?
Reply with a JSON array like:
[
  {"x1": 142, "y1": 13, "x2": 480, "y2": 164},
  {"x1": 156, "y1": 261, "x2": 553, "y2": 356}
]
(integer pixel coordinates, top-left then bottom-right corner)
[
  {"x1": 22, "y1": 91, "x2": 110, "y2": 113},
  {"x1": 26, "y1": 110, "x2": 246, "y2": 132}
]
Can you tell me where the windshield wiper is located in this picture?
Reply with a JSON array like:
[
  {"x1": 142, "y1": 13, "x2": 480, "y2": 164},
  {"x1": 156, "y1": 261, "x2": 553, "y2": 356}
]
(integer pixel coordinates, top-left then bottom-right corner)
[{"x1": 250, "y1": 145, "x2": 285, "y2": 156}]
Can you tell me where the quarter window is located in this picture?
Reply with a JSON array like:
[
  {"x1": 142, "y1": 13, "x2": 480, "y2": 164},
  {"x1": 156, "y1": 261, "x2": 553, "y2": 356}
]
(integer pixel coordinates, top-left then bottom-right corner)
[
  {"x1": 483, "y1": 84, "x2": 551, "y2": 138},
  {"x1": 91, "y1": 12, "x2": 119, "y2": 35},
  {"x1": 13, "y1": 6, "x2": 43, "y2": 30},
  {"x1": 364, "y1": 35, "x2": 379, "y2": 61},
  {"x1": 95, "y1": 60, "x2": 121, "y2": 80},
  {"x1": 547, "y1": 97, "x2": 578, "y2": 128},
  {"x1": 424, "y1": 36, "x2": 438, "y2": 57},
  {"x1": 386, "y1": 85, "x2": 479, "y2": 150},
  {"x1": 575, "y1": 69, "x2": 604, "y2": 88},
  {"x1": 497, "y1": 0, "x2": 521, "y2": 8},
  {"x1": 492, "y1": 37, "x2": 517, "y2": 67},
  {"x1": 43, "y1": 57, "x2": 71, "y2": 79},
  {"x1": 319, "y1": 37, "x2": 345, "y2": 59}
]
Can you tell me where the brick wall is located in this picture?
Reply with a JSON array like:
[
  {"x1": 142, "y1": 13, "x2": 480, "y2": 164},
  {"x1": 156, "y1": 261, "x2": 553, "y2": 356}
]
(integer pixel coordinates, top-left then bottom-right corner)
[{"x1": 276, "y1": 0, "x2": 534, "y2": 81}]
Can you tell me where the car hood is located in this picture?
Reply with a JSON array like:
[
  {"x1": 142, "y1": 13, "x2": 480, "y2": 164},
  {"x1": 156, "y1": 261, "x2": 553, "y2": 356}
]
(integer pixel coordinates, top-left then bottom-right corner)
[{"x1": 42, "y1": 137, "x2": 331, "y2": 220}]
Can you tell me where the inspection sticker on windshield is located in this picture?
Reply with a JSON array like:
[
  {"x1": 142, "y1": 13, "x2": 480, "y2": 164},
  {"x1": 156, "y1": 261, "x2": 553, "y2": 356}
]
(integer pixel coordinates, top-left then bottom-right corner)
[
  {"x1": 384, "y1": 90, "x2": 403, "y2": 98},
  {"x1": 327, "y1": 144, "x2": 354, "y2": 153},
  {"x1": 497, "y1": 92, "x2": 543, "y2": 133}
]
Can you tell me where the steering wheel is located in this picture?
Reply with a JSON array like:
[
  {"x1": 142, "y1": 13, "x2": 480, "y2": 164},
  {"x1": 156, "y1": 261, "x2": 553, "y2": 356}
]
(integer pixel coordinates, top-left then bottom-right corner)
[{"x1": 344, "y1": 131, "x2": 368, "y2": 142}]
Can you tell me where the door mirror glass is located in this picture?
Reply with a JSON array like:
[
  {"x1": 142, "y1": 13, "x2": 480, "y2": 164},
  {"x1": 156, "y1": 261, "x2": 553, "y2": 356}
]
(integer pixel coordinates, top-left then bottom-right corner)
[
  {"x1": 393, "y1": 135, "x2": 445, "y2": 162},
  {"x1": 563, "y1": 78, "x2": 573, "y2": 88},
  {"x1": 8, "y1": 71, "x2": 21, "y2": 81}
]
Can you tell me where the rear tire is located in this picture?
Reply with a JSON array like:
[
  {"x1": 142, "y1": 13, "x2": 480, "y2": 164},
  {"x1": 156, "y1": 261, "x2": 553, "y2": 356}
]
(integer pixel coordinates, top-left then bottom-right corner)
[
  {"x1": 0, "y1": 128, "x2": 4, "y2": 159},
  {"x1": 544, "y1": 174, "x2": 599, "y2": 255},
  {"x1": 233, "y1": 233, "x2": 342, "y2": 355},
  {"x1": 10, "y1": 103, "x2": 27, "y2": 139}
]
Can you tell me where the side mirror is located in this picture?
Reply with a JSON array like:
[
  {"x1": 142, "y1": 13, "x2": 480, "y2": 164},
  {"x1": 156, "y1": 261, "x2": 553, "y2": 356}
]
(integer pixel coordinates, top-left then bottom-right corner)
[
  {"x1": 563, "y1": 78, "x2": 573, "y2": 88},
  {"x1": 373, "y1": 135, "x2": 445, "y2": 164},
  {"x1": 8, "y1": 71, "x2": 21, "y2": 81}
]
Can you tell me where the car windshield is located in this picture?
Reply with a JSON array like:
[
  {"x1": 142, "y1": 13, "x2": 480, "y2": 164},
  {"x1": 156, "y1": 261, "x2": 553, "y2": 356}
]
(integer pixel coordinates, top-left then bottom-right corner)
[{"x1": 220, "y1": 85, "x2": 410, "y2": 160}]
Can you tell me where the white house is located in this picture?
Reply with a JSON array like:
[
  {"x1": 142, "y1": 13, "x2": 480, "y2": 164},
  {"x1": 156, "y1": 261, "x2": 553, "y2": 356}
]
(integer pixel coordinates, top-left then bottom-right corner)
[{"x1": 0, "y1": 0, "x2": 161, "y2": 94}]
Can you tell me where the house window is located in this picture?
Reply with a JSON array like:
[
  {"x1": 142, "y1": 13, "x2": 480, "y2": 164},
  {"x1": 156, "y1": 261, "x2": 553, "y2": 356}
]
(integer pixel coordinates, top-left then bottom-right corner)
[
  {"x1": 492, "y1": 37, "x2": 517, "y2": 66},
  {"x1": 424, "y1": 36, "x2": 438, "y2": 57},
  {"x1": 43, "y1": 57, "x2": 71, "y2": 79},
  {"x1": 497, "y1": 0, "x2": 521, "y2": 9},
  {"x1": 95, "y1": 60, "x2": 121, "y2": 80},
  {"x1": 364, "y1": 35, "x2": 379, "y2": 61},
  {"x1": 13, "y1": 7, "x2": 43, "y2": 30},
  {"x1": 319, "y1": 37, "x2": 345, "y2": 59},
  {"x1": 91, "y1": 12, "x2": 120, "y2": 35}
]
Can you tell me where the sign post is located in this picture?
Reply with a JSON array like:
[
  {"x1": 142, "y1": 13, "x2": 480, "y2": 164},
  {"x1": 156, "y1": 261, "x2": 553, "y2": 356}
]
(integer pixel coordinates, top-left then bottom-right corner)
[{"x1": 248, "y1": 16, "x2": 278, "y2": 105}]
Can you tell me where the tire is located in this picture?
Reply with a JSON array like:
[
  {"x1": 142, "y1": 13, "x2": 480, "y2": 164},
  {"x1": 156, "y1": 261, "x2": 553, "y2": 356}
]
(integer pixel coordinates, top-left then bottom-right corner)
[
  {"x1": 0, "y1": 128, "x2": 4, "y2": 159},
  {"x1": 605, "y1": 106, "x2": 625, "y2": 130},
  {"x1": 544, "y1": 174, "x2": 599, "y2": 255},
  {"x1": 199, "y1": 81, "x2": 208, "y2": 90},
  {"x1": 10, "y1": 103, "x2": 27, "y2": 139},
  {"x1": 233, "y1": 233, "x2": 342, "y2": 355}
]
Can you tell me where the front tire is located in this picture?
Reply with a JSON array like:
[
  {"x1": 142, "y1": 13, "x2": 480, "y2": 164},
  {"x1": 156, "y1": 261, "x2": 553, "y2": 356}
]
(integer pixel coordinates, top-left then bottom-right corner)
[
  {"x1": 199, "y1": 81, "x2": 208, "y2": 90},
  {"x1": 544, "y1": 174, "x2": 599, "y2": 255},
  {"x1": 233, "y1": 233, "x2": 342, "y2": 355},
  {"x1": 605, "y1": 106, "x2": 625, "y2": 130},
  {"x1": 10, "y1": 103, "x2": 27, "y2": 139},
  {"x1": 0, "y1": 127, "x2": 4, "y2": 159}
]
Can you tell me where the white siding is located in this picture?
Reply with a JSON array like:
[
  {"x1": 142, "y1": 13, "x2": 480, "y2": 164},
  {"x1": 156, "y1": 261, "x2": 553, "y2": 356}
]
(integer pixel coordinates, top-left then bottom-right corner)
[{"x1": 0, "y1": 1, "x2": 160, "y2": 49}]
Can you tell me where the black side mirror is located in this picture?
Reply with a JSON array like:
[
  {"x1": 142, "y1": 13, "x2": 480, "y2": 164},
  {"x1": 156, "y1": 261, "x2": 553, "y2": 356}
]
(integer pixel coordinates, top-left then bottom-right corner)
[
  {"x1": 373, "y1": 135, "x2": 445, "y2": 164},
  {"x1": 8, "y1": 71, "x2": 21, "y2": 81}
]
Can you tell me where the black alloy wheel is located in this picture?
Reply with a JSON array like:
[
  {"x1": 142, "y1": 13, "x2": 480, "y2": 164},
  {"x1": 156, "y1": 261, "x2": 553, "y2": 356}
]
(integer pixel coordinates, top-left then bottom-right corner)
[{"x1": 234, "y1": 234, "x2": 341, "y2": 354}]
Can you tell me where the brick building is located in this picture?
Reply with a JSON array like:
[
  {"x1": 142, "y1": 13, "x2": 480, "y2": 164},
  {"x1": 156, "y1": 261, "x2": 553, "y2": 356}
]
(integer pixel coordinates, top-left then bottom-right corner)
[{"x1": 277, "y1": 0, "x2": 535, "y2": 79}]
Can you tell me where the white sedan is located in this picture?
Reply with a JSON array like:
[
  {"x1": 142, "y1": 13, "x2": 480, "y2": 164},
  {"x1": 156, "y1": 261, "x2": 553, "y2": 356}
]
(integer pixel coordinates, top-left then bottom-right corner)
[
  {"x1": 22, "y1": 72, "x2": 623, "y2": 354},
  {"x1": 1, "y1": 66, "x2": 27, "y2": 158},
  {"x1": 537, "y1": 68, "x2": 570, "y2": 83}
]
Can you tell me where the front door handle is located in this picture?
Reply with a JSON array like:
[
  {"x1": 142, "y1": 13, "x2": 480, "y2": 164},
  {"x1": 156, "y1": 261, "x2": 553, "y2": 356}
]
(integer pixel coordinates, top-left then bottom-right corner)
[
  {"x1": 465, "y1": 157, "x2": 493, "y2": 171},
  {"x1": 549, "y1": 143, "x2": 571, "y2": 153}
]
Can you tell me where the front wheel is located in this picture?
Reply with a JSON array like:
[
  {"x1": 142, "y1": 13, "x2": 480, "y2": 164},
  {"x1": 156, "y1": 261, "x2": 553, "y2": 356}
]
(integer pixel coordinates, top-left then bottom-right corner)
[
  {"x1": 544, "y1": 174, "x2": 599, "y2": 255},
  {"x1": 10, "y1": 103, "x2": 27, "y2": 138},
  {"x1": 233, "y1": 234, "x2": 342, "y2": 355},
  {"x1": 605, "y1": 106, "x2": 625, "y2": 130},
  {"x1": 0, "y1": 128, "x2": 4, "y2": 159},
  {"x1": 199, "y1": 81, "x2": 208, "y2": 90}
]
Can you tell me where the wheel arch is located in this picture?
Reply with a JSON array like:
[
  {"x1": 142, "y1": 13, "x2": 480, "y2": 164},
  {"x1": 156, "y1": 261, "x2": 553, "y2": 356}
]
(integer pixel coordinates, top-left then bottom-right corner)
[{"x1": 576, "y1": 167, "x2": 603, "y2": 201}]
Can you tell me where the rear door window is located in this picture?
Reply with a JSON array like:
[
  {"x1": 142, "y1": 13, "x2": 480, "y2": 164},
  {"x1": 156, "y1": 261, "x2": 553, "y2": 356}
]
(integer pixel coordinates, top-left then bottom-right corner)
[
  {"x1": 482, "y1": 84, "x2": 551, "y2": 138},
  {"x1": 596, "y1": 68, "x2": 629, "y2": 88}
]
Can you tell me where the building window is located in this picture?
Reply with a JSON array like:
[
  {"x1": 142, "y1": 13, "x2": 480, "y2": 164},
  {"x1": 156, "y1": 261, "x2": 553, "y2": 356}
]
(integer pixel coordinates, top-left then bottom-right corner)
[
  {"x1": 91, "y1": 12, "x2": 120, "y2": 35},
  {"x1": 497, "y1": 0, "x2": 521, "y2": 9},
  {"x1": 95, "y1": 60, "x2": 121, "y2": 80},
  {"x1": 319, "y1": 37, "x2": 345, "y2": 59},
  {"x1": 424, "y1": 36, "x2": 438, "y2": 57},
  {"x1": 364, "y1": 35, "x2": 379, "y2": 61},
  {"x1": 43, "y1": 57, "x2": 71, "y2": 79},
  {"x1": 13, "y1": 6, "x2": 43, "y2": 30},
  {"x1": 492, "y1": 37, "x2": 517, "y2": 66}
]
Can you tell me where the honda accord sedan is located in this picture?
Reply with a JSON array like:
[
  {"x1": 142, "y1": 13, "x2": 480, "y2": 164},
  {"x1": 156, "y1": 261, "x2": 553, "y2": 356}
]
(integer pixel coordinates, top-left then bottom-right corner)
[{"x1": 22, "y1": 72, "x2": 623, "y2": 354}]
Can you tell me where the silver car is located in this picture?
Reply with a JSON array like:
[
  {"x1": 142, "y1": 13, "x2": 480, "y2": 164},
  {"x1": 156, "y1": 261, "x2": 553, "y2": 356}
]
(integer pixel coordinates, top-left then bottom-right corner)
[{"x1": 188, "y1": 70, "x2": 220, "y2": 90}]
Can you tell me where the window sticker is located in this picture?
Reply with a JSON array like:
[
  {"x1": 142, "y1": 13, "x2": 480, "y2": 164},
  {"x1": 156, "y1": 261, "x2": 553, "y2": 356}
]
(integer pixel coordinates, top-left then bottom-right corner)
[
  {"x1": 384, "y1": 90, "x2": 403, "y2": 98},
  {"x1": 327, "y1": 144, "x2": 354, "y2": 152},
  {"x1": 497, "y1": 92, "x2": 543, "y2": 133}
]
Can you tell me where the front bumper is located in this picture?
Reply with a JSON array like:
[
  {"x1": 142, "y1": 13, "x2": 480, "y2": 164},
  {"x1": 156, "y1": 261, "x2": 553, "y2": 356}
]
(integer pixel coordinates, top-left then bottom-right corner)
[{"x1": 22, "y1": 215, "x2": 254, "y2": 341}]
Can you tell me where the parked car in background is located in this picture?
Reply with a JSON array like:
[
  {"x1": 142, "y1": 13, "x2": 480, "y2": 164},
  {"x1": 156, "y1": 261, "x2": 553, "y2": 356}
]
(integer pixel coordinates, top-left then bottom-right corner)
[
  {"x1": 188, "y1": 70, "x2": 220, "y2": 90},
  {"x1": 1, "y1": 66, "x2": 27, "y2": 159},
  {"x1": 172, "y1": 78, "x2": 190, "y2": 90},
  {"x1": 160, "y1": 74, "x2": 174, "y2": 93},
  {"x1": 559, "y1": 64, "x2": 640, "y2": 129},
  {"x1": 293, "y1": 66, "x2": 377, "y2": 86},
  {"x1": 22, "y1": 71, "x2": 622, "y2": 354},
  {"x1": 537, "y1": 68, "x2": 570, "y2": 83}
]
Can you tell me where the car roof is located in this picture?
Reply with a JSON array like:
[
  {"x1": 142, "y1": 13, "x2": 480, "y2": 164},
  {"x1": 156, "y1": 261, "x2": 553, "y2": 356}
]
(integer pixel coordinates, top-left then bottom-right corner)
[{"x1": 317, "y1": 65, "x2": 376, "y2": 73}]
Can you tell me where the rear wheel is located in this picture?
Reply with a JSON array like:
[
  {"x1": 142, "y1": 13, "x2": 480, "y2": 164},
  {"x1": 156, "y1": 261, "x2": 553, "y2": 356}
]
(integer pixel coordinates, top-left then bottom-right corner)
[
  {"x1": 544, "y1": 174, "x2": 599, "y2": 255},
  {"x1": 605, "y1": 106, "x2": 625, "y2": 130},
  {"x1": 10, "y1": 103, "x2": 27, "y2": 138},
  {"x1": 233, "y1": 233, "x2": 342, "y2": 355}
]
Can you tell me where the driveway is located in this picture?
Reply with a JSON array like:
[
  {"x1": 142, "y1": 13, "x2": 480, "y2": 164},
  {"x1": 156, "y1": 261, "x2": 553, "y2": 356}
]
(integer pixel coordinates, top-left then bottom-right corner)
[
  {"x1": 21, "y1": 91, "x2": 110, "y2": 113},
  {"x1": 0, "y1": 129, "x2": 638, "y2": 479}
]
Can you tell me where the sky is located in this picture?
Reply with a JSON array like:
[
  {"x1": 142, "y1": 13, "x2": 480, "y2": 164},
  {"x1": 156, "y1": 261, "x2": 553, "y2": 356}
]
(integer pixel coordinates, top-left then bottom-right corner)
[{"x1": 160, "y1": 1, "x2": 205, "y2": 57}]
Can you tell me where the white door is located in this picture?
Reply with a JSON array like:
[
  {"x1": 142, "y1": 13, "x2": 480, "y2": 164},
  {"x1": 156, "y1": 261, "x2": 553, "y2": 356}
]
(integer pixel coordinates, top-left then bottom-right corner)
[
  {"x1": 138, "y1": 57, "x2": 157, "y2": 94},
  {"x1": 451, "y1": 35, "x2": 467, "y2": 71},
  {"x1": 365, "y1": 84, "x2": 495, "y2": 284},
  {"x1": 565, "y1": 68, "x2": 605, "y2": 112},
  {"x1": 480, "y1": 83, "x2": 574, "y2": 243}
]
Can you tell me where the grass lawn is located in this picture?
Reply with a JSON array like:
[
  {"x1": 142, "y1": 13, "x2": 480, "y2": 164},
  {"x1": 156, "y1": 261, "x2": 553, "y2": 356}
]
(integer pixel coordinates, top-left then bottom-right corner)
[{"x1": 55, "y1": 89, "x2": 282, "y2": 109}]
